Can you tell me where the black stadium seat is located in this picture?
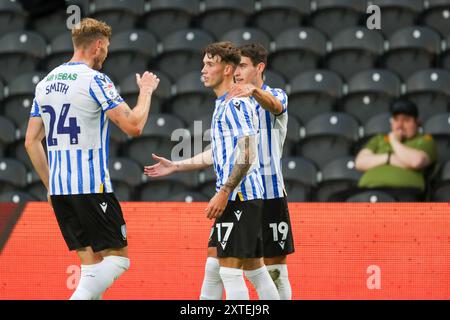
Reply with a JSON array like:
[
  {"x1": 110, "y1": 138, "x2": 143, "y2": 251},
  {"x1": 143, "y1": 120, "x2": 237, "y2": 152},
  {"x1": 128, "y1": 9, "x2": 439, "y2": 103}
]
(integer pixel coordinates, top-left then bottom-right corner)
[
  {"x1": 0, "y1": 158, "x2": 28, "y2": 194},
  {"x1": 310, "y1": 0, "x2": 366, "y2": 38},
  {"x1": 2, "y1": 72, "x2": 47, "y2": 126},
  {"x1": 0, "y1": 116, "x2": 16, "y2": 158},
  {"x1": 423, "y1": 113, "x2": 450, "y2": 163},
  {"x1": 326, "y1": 27, "x2": 385, "y2": 81},
  {"x1": 108, "y1": 157, "x2": 143, "y2": 201},
  {"x1": 431, "y1": 161, "x2": 450, "y2": 201},
  {"x1": 221, "y1": 28, "x2": 271, "y2": 50},
  {"x1": 45, "y1": 32, "x2": 74, "y2": 71},
  {"x1": 0, "y1": 0, "x2": 26, "y2": 34},
  {"x1": 289, "y1": 70, "x2": 343, "y2": 123},
  {"x1": 0, "y1": 191, "x2": 36, "y2": 203},
  {"x1": 252, "y1": 0, "x2": 310, "y2": 39},
  {"x1": 281, "y1": 156, "x2": 318, "y2": 201},
  {"x1": 198, "y1": 0, "x2": 254, "y2": 39},
  {"x1": 270, "y1": 27, "x2": 327, "y2": 81},
  {"x1": 359, "y1": 112, "x2": 391, "y2": 147},
  {"x1": 369, "y1": 0, "x2": 422, "y2": 38},
  {"x1": 422, "y1": 0, "x2": 450, "y2": 38},
  {"x1": 102, "y1": 30, "x2": 158, "y2": 81},
  {"x1": 141, "y1": 0, "x2": 199, "y2": 41},
  {"x1": 0, "y1": 31, "x2": 47, "y2": 83},
  {"x1": 298, "y1": 112, "x2": 360, "y2": 168},
  {"x1": 382, "y1": 26, "x2": 441, "y2": 80},
  {"x1": 341, "y1": 69, "x2": 401, "y2": 123},
  {"x1": 404, "y1": 69, "x2": 450, "y2": 123},
  {"x1": 156, "y1": 29, "x2": 215, "y2": 81},
  {"x1": 91, "y1": 0, "x2": 144, "y2": 33},
  {"x1": 263, "y1": 70, "x2": 287, "y2": 89}
]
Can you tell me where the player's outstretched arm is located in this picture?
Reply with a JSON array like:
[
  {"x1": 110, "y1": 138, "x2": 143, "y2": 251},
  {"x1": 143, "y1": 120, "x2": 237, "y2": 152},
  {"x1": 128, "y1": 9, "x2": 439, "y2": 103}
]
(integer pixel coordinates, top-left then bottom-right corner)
[
  {"x1": 144, "y1": 149, "x2": 213, "y2": 177},
  {"x1": 106, "y1": 71, "x2": 160, "y2": 137},
  {"x1": 205, "y1": 134, "x2": 256, "y2": 219}
]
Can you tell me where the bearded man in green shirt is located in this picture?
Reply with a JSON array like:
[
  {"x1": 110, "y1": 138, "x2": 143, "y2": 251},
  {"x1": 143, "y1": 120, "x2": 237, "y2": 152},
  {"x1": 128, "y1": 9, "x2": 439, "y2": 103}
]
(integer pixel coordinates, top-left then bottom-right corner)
[{"x1": 353, "y1": 99, "x2": 437, "y2": 201}]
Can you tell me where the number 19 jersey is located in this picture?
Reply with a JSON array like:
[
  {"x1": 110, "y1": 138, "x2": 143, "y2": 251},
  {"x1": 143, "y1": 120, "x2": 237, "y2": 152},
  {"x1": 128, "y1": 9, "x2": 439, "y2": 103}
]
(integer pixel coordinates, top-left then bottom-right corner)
[{"x1": 30, "y1": 62, "x2": 124, "y2": 196}]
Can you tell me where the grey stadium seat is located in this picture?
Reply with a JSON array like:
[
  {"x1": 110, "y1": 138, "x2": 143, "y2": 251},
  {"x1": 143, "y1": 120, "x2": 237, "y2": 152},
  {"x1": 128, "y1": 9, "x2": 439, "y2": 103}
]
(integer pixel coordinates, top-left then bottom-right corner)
[
  {"x1": 342, "y1": 69, "x2": 401, "y2": 123},
  {"x1": 315, "y1": 156, "x2": 363, "y2": 201},
  {"x1": 289, "y1": 70, "x2": 343, "y2": 124},
  {"x1": 404, "y1": 69, "x2": 450, "y2": 123},
  {"x1": 423, "y1": 113, "x2": 450, "y2": 163},
  {"x1": 221, "y1": 28, "x2": 271, "y2": 50},
  {"x1": 45, "y1": 32, "x2": 74, "y2": 71},
  {"x1": 139, "y1": 171, "x2": 198, "y2": 201},
  {"x1": 0, "y1": 116, "x2": 16, "y2": 158},
  {"x1": 0, "y1": 158, "x2": 28, "y2": 194},
  {"x1": 282, "y1": 156, "x2": 318, "y2": 202},
  {"x1": 441, "y1": 34, "x2": 450, "y2": 70},
  {"x1": 198, "y1": 0, "x2": 254, "y2": 39},
  {"x1": 0, "y1": 191, "x2": 36, "y2": 203},
  {"x1": 421, "y1": 0, "x2": 450, "y2": 38},
  {"x1": 270, "y1": 27, "x2": 327, "y2": 81},
  {"x1": 0, "y1": 31, "x2": 47, "y2": 83},
  {"x1": 156, "y1": 29, "x2": 215, "y2": 81},
  {"x1": 382, "y1": 26, "x2": 441, "y2": 81},
  {"x1": 90, "y1": 0, "x2": 144, "y2": 33},
  {"x1": 310, "y1": 0, "x2": 366, "y2": 38},
  {"x1": 297, "y1": 112, "x2": 360, "y2": 168},
  {"x1": 141, "y1": 0, "x2": 199, "y2": 41},
  {"x1": 197, "y1": 166, "x2": 217, "y2": 198},
  {"x1": 102, "y1": 30, "x2": 158, "y2": 81},
  {"x1": 0, "y1": 0, "x2": 26, "y2": 34},
  {"x1": 431, "y1": 161, "x2": 450, "y2": 201},
  {"x1": 358, "y1": 112, "x2": 391, "y2": 149},
  {"x1": 108, "y1": 157, "x2": 143, "y2": 201},
  {"x1": 252, "y1": 0, "x2": 310, "y2": 39},
  {"x1": 263, "y1": 70, "x2": 287, "y2": 89},
  {"x1": 326, "y1": 27, "x2": 385, "y2": 81}
]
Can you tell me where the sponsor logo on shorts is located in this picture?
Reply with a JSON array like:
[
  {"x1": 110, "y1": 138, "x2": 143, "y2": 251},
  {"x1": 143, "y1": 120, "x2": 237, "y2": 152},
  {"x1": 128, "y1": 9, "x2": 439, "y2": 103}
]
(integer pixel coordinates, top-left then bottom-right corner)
[
  {"x1": 99, "y1": 202, "x2": 107, "y2": 213},
  {"x1": 234, "y1": 210, "x2": 242, "y2": 221},
  {"x1": 278, "y1": 241, "x2": 285, "y2": 249}
]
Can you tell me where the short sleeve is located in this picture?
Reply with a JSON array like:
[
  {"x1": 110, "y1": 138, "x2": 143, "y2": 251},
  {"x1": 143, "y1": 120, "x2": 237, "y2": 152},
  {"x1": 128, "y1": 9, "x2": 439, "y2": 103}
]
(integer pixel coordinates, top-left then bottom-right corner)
[
  {"x1": 29, "y1": 97, "x2": 41, "y2": 117},
  {"x1": 417, "y1": 134, "x2": 437, "y2": 163},
  {"x1": 271, "y1": 87, "x2": 288, "y2": 113},
  {"x1": 225, "y1": 98, "x2": 256, "y2": 139},
  {"x1": 89, "y1": 73, "x2": 124, "y2": 111}
]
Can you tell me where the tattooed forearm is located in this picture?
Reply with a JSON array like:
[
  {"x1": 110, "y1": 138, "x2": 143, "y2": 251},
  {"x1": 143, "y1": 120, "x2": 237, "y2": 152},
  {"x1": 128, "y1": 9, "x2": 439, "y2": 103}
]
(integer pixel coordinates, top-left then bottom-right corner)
[{"x1": 221, "y1": 135, "x2": 253, "y2": 194}]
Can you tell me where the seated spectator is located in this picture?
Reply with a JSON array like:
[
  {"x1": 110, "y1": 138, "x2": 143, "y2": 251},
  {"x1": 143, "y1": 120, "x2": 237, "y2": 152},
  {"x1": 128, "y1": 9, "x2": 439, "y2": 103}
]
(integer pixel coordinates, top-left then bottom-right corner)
[{"x1": 353, "y1": 99, "x2": 437, "y2": 201}]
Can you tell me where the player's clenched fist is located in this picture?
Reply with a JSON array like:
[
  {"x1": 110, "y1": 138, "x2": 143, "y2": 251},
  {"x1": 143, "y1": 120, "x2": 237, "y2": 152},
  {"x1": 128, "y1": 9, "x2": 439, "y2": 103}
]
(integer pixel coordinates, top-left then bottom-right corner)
[{"x1": 136, "y1": 71, "x2": 160, "y2": 92}]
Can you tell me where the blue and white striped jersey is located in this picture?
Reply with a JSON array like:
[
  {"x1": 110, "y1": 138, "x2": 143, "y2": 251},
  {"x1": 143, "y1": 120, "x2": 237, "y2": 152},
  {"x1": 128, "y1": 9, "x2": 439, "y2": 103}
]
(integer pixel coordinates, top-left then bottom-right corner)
[
  {"x1": 254, "y1": 84, "x2": 288, "y2": 200},
  {"x1": 211, "y1": 93, "x2": 264, "y2": 201},
  {"x1": 30, "y1": 62, "x2": 123, "y2": 195}
]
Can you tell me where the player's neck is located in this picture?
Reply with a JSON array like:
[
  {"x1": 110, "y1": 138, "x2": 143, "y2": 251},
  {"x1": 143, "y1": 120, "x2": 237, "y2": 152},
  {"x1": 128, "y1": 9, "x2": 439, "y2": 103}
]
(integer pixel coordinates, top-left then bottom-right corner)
[
  {"x1": 69, "y1": 52, "x2": 94, "y2": 69},
  {"x1": 214, "y1": 77, "x2": 233, "y2": 99}
]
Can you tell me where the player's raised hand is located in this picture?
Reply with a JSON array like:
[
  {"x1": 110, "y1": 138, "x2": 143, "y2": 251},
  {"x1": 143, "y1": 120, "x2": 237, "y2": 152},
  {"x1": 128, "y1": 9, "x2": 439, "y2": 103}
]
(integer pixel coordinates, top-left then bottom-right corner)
[
  {"x1": 136, "y1": 71, "x2": 160, "y2": 93},
  {"x1": 144, "y1": 153, "x2": 176, "y2": 177},
  {"x1": 225, "y1": 83, "x2": 255, "y2": 102}
]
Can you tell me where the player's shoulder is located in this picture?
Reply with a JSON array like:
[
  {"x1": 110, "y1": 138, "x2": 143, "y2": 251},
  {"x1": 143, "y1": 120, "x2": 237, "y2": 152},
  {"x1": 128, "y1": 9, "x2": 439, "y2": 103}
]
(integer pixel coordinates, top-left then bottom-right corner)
[{"x1": 263, "y1": 83, "x2": 286, "y2": 96}]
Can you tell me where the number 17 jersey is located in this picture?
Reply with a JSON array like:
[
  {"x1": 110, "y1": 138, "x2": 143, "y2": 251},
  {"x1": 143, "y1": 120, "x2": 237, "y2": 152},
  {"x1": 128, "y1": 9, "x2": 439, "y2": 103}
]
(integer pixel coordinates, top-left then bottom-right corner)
[{"x1": 30, "y1": 62, "x2": 124, "y2": 196}]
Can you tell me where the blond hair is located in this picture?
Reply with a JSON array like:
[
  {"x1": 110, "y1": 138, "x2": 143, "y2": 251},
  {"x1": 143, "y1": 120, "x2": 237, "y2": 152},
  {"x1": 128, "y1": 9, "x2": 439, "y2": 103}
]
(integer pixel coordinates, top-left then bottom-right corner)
[{"x1": 72, "y1": 18, "x2": 112, "y2": 49}]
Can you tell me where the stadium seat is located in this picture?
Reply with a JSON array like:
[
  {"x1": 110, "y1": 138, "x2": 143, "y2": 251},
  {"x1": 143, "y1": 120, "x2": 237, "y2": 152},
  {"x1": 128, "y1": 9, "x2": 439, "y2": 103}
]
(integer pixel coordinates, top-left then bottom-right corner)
[
  {"x1": 198, "y1": 0, "x2": 254, "y2": 39},
  {"x1": 0, "y1": 31, "x2": 47, "y2": 83},
  {"x1": 297, "y1": 112, "x2": 360, "y2": 168},
  {"x1": 125, "y1": 113, "x2": 185, "y2": 166},
  {"x1": 156, "y1": 29, "x2": 215, "y2": 80},
  {"x1": 0, "y1": 116, "x2": 16, "y2": 158},
  {"x1": 441, "y1": 34, "x2": 450, "y2": 70},
  {"x1": 66, "y1": 0, "x2": 90, "y2": 15},
  {"x1": 404, "y1": 69, "x2": 450, "y2": 123},
  {"x1": 139, "y1": 171, "x2": 198, "y2": 201},
  {"x1": 11, "y1": 121, "x2": 47, "y2": 170},
  {"x1": 26, "y1": 182, "x2": 47, "y2": 201},
  {"x1": 186, "y1": 113, "x2": 212, "y2": 156},
  {"x1": 141, "y1": 0, "x2": 199, "y2": 41},
  {"x1": 310, "y1": 0, "x2": 366, "y2": 38},
  {"x1": 166, "y1": 191, "x2": 209, "y2": 202},
  {"x1": 197, "y1": 166, "x2": 217, "y2": 198},
  {"x1": 326, "y1": 27, "x2": 384, "y2": 81},
  {"x1": 423, "y1": 113, "x2": 450, "y2": 163},
  {"x1": 421, "y1": 0, "x2": 450, "y2": 38},
  {"x1": 0, "y1": 0, "x2": 26, "y2": 34},
  {"x1": 345, "y1": 190, "x2": 397, "y2": 202},
  {"x1": 252, "y1": 0, "x2": 310, "y2": 39},
  {"x1": 270, "y1": 27, "x2": 327, "y2": 81},
  {"x1": 341, "y1": 69, "x2": 401, "y2": 123},
  {"x1": 2, "y1": 72, "x2": 47, "y2": 126},
  {"x1": 431, "y1": 160, "x2": 450, "y2": 201},
  {"x1": 0, "y1": 158, "x2": 28, "y2": 194},
  {"x1": 263, "y1": 70, "x2": 287, "y2": 89},
  {"x1": 108, "y1": 157, "x2": 143, "y2": 201},
  {"x1": 281, "y1": 156, "x2": 318, "y2": 202},
  {"x1": 382, "y1": 26, "x2": 441, "y2": 80},
  {"x1": 119, "y1": 70, "x2": 172, "y2": 114},
  {"x1": 91, "y1": 0, "x2": 144, "y2": 33},
  {"x1": 45, "y1": 32, "x2": 74, "y2": 71},
  {"x1": 284, "y1": 115, "x2": 302, "y2": 157},
  {"x1": 169, "y1": 71, "x2": 215, "y2": 125},
  {"x1": 30, "y1": 4, "x2": 69, "y2": 42},
  {"x1": 102, "y1": 30, "x2": 158, "y2": 81},
  {"x1": 315, "y1": 156, "x2": 363, "y2": 201},
  {"x1": 289, "y1": 70, "x2": 343, "y2": 124},
  {"x1": 0, "y1": 191, "x2": 36, "y2": 203},
  {"x1": 368, "y1": 0, "x2": 422, "y2": 37},
  {"x1": 358, "y1": 112, "x2": 391, "y2": 148},
  {"x1": 221, "y1": 28, "x2": 272, "y2": 50}
]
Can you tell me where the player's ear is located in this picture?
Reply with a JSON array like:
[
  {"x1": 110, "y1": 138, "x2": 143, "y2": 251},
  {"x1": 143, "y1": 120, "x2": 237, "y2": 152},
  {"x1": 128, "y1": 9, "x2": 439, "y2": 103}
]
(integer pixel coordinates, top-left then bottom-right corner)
[
  {"x1": 257, "y1": 62, "x2": 265, "y2": 74},
  {"x1": 224, "y1": 64, "x2": 234, "y2": 77}
]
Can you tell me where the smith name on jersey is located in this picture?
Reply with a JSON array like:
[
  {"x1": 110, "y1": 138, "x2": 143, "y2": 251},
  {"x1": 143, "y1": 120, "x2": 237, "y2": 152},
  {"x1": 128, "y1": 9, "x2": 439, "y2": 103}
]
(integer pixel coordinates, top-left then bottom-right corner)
[{"x1": 30, "y1": 62, "x2": 123, "y2": 196}]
